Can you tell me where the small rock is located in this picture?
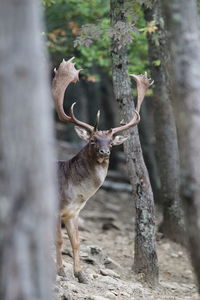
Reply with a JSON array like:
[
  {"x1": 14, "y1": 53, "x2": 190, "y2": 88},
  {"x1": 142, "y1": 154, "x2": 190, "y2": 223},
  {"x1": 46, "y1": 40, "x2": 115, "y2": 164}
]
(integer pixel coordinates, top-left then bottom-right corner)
[
  {"x1": 82, "y1": 256, "x2": 96, "y2": 265},
  {"x1": 102, "y1": 222, "x2": 120, "y2": 231},
  {"x1": 103, "y1": 257, "x2": 121, "y2": 270},
  {"x1": 80, "y1": 245, "x2": 102, "y2": 256},
  {"x1": 100, "y1": 269, "x2": 120, "y2": 279},
  {"x1": 131, "y1": 282, "x2": 143, "y2": 289},
  {"x1": 181, "y1": 283, "x2": 196, "y2": 290},
  {"x1": 89, "y1": 245, "x2": 102, "y2": 255},
  {"x1": 60, "y1": 276, "x2": 69, "y2": 282},
  {"x1": 105, "y1": 291, "x2": 117, "y2": 299},
  {"x1": 67, "y1": 283, "x2": 78, "y2": 293},
  {"x1": 120, "y1": 291, "x2": 131, "y2": 297},
  {"x1": 62, "y1": 248, "x2": 72, "y2": 257},
  {"x1": 161, "y1": 281, "x2": 181, "y2": 290},
  {"x1": 98, "y1": 276, "x2": 118, "y2": 285},
  {"x1": 61, "y1": 291, "x2": 73, "y2": 300},
  {"x1": 108, "y1": 290, "x2": 118, "y2": 296},
  {"x1": 171, "y1": 253, "x2": 179, "y2": 258}
]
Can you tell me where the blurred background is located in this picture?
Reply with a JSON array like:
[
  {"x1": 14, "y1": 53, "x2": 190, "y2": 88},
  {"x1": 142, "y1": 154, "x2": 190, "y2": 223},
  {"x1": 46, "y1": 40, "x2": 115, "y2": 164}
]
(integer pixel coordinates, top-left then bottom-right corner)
[{"x1": 44, "y1": 0, "x2": 159, "y2": 197}]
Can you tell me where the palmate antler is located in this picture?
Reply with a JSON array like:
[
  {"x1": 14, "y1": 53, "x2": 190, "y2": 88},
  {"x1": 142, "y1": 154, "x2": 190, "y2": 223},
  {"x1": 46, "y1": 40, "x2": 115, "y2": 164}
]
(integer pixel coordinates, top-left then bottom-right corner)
[
  {"x1": 130, "y1": 72, "x2": 154, "y2": 112},
  {"x1": 111, "y1": 72, "x2": 154, "y2": 135},
  {"x1": 52, "y1": 57, "x2": 94, "y2": 133},
  {"x1": 52, "y1": 57, "x2": 153, "y2": 135}
]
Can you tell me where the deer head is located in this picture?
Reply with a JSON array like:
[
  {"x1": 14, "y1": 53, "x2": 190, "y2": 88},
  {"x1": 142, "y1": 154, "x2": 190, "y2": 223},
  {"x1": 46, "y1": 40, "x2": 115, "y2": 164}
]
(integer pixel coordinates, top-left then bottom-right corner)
[{"x1": 52, "y1": 57, "x2": 153, "y2": 162}]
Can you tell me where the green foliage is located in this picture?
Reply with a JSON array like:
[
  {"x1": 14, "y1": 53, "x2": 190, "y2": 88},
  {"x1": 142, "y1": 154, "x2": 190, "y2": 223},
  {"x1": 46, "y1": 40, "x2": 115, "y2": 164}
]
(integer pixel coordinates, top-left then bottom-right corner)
[
  {"x1": 43, "y1": 0, "x2": 151, "y2": 77},
  {"x1": 139, "y1": 20, "x2": 158, "y2": 34},
  {"x1": 136, "y1": 0, "x2": 154, "y2": 9},
  {"x1": 152, "y1": 59, "x2": 161, "y2": 67},
  {"x1": 43, "y1": 0, "x2": 55, "y2": 6}
]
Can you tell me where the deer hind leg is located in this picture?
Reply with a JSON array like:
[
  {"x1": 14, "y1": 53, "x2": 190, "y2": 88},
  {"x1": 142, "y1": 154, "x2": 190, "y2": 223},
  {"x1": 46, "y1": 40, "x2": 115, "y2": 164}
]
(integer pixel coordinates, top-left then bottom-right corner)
[
  {"x1": 64, "y1": 217, "x2": 89, "y2": 284},
  {"x1": 56, "y1": 216, "x2": 67, "y2": 278}
]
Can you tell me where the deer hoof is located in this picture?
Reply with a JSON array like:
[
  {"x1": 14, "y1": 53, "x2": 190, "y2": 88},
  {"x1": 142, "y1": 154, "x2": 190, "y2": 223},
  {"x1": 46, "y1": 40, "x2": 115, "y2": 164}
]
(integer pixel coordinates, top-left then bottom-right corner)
[
  {"x1": 75, "y1": 271, "x2": 89, "y2": 284},
  {"x1": 57, "y1": 267, "x2": 68, "y2": 279}
]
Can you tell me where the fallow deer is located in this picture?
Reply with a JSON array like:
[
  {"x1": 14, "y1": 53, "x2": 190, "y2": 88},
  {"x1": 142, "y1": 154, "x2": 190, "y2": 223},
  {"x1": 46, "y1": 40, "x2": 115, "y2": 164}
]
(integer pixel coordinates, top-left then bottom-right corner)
[{"x1": 52, "y1": 57, "x2": 153, "y2": 283}]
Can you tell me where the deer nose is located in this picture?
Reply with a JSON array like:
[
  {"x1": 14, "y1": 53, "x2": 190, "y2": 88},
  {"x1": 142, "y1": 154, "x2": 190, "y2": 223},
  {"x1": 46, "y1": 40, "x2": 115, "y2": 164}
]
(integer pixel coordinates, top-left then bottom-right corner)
[{"x1": 99, "y1": 149, "x2": 110, "y2": 156}]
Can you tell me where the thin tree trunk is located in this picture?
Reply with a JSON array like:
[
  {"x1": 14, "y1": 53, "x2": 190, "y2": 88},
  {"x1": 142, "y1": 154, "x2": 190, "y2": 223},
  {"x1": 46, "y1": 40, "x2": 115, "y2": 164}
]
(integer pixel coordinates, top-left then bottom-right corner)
[
  {"x1": 138, "y1": 100, "x2": 160, "y2": 203},
  {"x1": 100, "y1": 72, "x2": 119, "y2": 169},
  {"x1": 143, "y1": 1, "x2": 185, "y2": 244},
  {"x1": 100, "y1": 71, "x2": 117, "y2": 129},
  {"x1": 110, "y1": 0, "x2": 158, "y2": 287},
  {"x1": 75, "y1": 81, "x2": 89, "y2": 125},
  {"x1": 0, "y1": 1, "x2": 57, "y2": 299},
  {"x1": 162, "y1": 0, "x2": 200, "y2": 291}
]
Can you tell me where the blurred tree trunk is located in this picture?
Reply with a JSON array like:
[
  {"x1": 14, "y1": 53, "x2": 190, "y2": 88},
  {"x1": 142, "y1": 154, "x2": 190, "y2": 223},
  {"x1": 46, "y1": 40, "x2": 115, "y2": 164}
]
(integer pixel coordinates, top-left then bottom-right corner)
[
  {"x1": 0, "y1": 0, "x2": 57, "y2": 299},
  {"x1": 138, "y1": 99, "x2": 160, "y2": 203},
  {"x1": 143, "y1": 1, "x2": 185, "y2": 244},
  {"x1": 100, "y1": 71, "x2": 117, "y2": 129},
  {"x1": 162, "y1": 0, "x2": 200, "y2": 290},
  {"x1": 76, "y1": 81, "x2": 89, "y2": 124},
  {"x1": 100, "y1": 71, "x2": 119, "y2": 169},
  {"x1": 110, "y1": 0, "x2": 158, "y2": 287}
]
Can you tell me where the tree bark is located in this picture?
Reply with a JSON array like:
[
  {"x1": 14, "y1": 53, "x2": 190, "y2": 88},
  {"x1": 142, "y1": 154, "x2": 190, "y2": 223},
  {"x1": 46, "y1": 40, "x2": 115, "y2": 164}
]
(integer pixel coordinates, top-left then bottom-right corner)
[
  {"x1": 138, "y1": 99, "x2": 160, "y2": 203},
  {"x1": 162, "y1": 0, "x2": 200, "y2": 291},
  {"x1": 110, "y1": 0, "x2": 158, "y2": 287},
  {"x1": 0, "y1": 1, "x2": 57, "y2": 299},
  {"x1": 143, "y1": 1, "x2": 185, "y2": 244}
]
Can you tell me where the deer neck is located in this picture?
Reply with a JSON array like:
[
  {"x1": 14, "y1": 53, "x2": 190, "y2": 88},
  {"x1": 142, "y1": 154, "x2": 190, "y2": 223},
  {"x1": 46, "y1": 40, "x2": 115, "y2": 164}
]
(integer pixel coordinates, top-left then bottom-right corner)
[{"x1": 61, "y1": 144, "x2": 109, "y2": 193}]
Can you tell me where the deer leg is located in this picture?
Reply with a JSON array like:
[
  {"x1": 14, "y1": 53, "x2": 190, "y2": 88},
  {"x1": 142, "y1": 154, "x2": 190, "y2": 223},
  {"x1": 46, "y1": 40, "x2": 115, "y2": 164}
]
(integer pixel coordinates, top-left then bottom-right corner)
[
  {"x1": 64, "y1": 217, "x2": 89, "y2": 284},
  {"x1": 56, "y1": 217, "x2": 67, "y2": 278}
]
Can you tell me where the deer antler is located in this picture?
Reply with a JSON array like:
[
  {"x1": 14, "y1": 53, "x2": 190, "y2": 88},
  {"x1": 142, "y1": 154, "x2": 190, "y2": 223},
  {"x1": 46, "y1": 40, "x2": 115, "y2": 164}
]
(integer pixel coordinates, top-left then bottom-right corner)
[
  {"x1": 111, "y1": 72, "x2": 153, "y2": 135},
  {"x1": 130, "y1": 72, "x2": 154, "y2": 112},
  {"x1": 52, "y1": 57, "x2": 94, "y2": 133}
]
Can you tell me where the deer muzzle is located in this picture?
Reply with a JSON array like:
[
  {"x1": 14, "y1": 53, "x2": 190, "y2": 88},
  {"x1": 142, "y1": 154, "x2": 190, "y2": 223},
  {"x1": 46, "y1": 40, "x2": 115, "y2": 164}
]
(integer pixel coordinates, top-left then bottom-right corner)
[{"x1": 98, "y1": 149, "x2": 110, "y2": 157}]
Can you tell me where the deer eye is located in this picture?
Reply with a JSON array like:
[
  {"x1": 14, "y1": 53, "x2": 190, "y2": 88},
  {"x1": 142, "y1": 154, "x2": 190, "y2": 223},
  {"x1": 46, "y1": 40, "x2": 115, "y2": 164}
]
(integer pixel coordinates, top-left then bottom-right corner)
[{"x1": 90, "y1": 138, "x2": 96, "y2": 144}]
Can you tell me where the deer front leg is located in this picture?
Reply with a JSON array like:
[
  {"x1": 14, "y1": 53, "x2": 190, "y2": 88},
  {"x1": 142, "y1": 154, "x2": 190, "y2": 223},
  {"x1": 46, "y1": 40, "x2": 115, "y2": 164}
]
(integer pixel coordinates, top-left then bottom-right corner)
[
  {"x1": 64, "y1": 217, "x2": 89, "y2": 284},
  {"x1": 56, "y1": 217, "x2": 67, "y2": 278}
]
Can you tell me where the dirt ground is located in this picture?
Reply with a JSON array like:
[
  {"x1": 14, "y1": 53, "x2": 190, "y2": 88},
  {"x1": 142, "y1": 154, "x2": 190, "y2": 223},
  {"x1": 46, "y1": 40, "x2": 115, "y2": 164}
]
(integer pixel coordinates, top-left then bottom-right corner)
[{"x1": 55, "y1": 188, "x2": 199, "y2": 300}]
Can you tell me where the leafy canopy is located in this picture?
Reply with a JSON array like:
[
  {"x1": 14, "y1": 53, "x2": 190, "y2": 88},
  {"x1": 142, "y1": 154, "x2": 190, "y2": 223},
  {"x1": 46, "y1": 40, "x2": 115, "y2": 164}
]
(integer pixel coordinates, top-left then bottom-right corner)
[{"x1": 43, "y1": 0, "x2": 155, "y2": 77}]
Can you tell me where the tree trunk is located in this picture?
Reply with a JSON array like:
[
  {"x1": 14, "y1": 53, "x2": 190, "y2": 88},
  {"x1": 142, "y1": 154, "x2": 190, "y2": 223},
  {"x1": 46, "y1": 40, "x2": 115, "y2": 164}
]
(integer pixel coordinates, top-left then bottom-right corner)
[
  {"x1": 143, "y1": 1, "x2": 185, "y2": 244},
  {"x1": 100, "y1": 71, "x2": 119, "y2": 169},
  {"x1": 110, "y1": 0, "x2": 158, "y2": 287},
  {"x1": 162, "y1": 0, "x2": 200, "y2": 291},
  {"x1": 0, "y1": 1, "x2": 57, "y2": 299},
  {"x1": 138, "y1": 99, "x2": 160, "y2": 203}
]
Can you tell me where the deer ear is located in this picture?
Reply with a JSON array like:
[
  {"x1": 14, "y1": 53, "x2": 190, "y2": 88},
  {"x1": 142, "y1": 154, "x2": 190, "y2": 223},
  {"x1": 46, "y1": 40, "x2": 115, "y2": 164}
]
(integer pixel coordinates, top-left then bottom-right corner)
[
  {"x1": 74, "y1": 126, "x2": 90, "y2": 141},
  {"x1": 112, "y1": 135, "x2": 129, "y2": 146}
]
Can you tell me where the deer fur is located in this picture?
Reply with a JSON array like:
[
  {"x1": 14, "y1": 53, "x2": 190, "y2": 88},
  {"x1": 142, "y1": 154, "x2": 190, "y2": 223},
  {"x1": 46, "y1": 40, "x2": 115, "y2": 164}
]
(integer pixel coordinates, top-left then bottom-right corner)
[{"x1": 52, "y1": 58, "x2": 153, "y2": 283}]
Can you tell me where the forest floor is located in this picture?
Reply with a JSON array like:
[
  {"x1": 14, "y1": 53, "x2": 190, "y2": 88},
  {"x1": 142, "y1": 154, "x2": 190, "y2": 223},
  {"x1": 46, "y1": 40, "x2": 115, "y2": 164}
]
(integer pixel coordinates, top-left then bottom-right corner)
[{"x1": 55, "y1": 188, "x2": 199, "y2": 300}]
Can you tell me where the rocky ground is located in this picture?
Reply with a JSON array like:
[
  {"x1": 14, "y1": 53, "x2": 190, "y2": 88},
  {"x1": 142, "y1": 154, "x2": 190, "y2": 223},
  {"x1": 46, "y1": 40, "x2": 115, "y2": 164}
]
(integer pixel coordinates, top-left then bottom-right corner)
[{"x1": 55, "y1": 188, "x2": 199, "y2": 300}]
